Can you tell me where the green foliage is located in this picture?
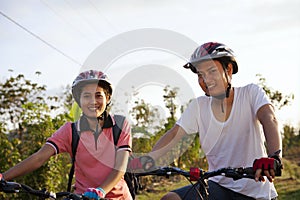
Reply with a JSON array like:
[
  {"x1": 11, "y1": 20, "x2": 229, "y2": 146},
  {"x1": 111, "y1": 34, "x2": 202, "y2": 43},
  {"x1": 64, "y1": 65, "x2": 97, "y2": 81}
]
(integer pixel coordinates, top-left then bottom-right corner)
[
  {"x1": 0, "y1": 72, "x2": 47, "y2": 129},
  {"x1": 256, "y1": 74, "x2": 294, "y2": 110},
  {"x1": 132, "y1": 137, "x2": 153, "y2": 153},
  {"x1": 0, "y1": 70, "x2": 298, "y2": 199},
  {"x1": 134, "y1": 100, "x2": 156, "y2": 125},
  {"x1": 130, "y1": 98, "x2": 161, "y2": 138},
  {"x1": 178, "y1": 134, "x2": 207, "y2": 169},
  {"x1": 0, "y1": 71, "x2": 72, "y2": 199},
  {"x1": 130, "y1": 96, "x2": 162, "y2": 156},
  {"x1": 149, "y1": 86, "x2": 203, "y2": 168},
  {"x1": 70, "y1": 101, "x2": 82, "y2": 122},
  {"x1": 275, "y1": 159, "x2": 300, "y2": 200},
  {"x1": 0, "y1": 132, "x2": 21, "y2": 169},
  {"x1": 163, "y1": 86, "x2": 179, "y2": 120},
  {"x1": 282, "y1": 125, "x2": 300, "y2": 165}
]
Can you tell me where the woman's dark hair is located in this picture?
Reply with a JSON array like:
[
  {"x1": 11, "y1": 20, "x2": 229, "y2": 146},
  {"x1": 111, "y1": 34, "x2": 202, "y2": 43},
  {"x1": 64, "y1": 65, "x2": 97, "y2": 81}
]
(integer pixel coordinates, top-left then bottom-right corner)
[
  {"x1": 77, "y1": 80, "x2": 112, "y2": 103},
  {"x1": 98, "y1": 80, "x2": 112, "y2": 101}
]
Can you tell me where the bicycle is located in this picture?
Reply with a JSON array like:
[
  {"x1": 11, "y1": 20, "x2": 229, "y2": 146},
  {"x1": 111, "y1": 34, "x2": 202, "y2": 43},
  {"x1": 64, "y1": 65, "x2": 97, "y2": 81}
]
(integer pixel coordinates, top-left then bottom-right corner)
[
  {"x1": 136, "y1": 166, "x2": 256, "y2": 200},
  {"x1": 0, "y1": 178, "x2": 107, "y2": 200}
]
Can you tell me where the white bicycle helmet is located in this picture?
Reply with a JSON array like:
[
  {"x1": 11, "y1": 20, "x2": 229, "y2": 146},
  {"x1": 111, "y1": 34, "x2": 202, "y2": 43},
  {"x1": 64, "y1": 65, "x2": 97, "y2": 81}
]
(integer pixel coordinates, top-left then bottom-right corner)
[
  {"x1": 72, "y1": 70, "x2": 113, "y2": 106},
  {"x1": 183, "y1": 42, "x2": 238, "y2": 74}
]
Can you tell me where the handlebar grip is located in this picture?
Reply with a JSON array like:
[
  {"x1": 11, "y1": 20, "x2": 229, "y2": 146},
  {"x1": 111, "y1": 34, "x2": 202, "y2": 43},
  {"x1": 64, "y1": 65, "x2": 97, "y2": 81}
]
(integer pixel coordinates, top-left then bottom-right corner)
[
  {"x1": 225, "y1": 167, "x2": 255, "y2": 180},
  {"x1": 0, "y1": 181, "x2": 22, "y2": 193}
]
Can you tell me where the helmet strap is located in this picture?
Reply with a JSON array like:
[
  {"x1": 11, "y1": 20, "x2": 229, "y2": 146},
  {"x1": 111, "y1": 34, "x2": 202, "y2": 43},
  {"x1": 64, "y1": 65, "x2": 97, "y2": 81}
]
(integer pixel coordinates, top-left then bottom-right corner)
[
  {"x1": 99, "y1": 110, "x2": 108, "y2": 122},
  {"x1": 226, "y1": 83, "x2": 231, "y2": 98},
  {"x1": 207, "y1": 61, "x2": 232, "y2": 99},
  {"x1": 221, "y1": 62, "x2": 232, "y2": 99},
  {"x1": 211, "y1": 63, "x2": 232, "y2": 113}
]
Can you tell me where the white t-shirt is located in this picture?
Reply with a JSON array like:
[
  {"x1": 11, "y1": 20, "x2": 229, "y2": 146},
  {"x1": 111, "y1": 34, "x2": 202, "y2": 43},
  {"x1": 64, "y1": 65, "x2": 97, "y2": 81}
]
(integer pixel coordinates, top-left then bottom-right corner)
[{"x1": 177, "y1": 83, "x2": 277, "y2": 199}]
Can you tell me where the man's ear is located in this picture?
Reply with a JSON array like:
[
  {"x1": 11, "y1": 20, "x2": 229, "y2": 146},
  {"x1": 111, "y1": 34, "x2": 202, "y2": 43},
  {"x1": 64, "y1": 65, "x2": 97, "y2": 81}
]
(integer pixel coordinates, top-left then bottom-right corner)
[
  {"x1": 227, "y1": 63, "x2": 233, "y2": 75},
  {"x1": 106, "y1": 95, "x2": 112, "y2": 105}
]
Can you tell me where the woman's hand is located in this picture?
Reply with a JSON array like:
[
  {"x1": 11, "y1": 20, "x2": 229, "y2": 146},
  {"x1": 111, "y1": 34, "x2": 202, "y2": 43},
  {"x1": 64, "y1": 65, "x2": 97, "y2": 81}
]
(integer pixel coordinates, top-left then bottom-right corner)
[{"x1": 83, "y1": 187, "x2": 106, "y2": 200}]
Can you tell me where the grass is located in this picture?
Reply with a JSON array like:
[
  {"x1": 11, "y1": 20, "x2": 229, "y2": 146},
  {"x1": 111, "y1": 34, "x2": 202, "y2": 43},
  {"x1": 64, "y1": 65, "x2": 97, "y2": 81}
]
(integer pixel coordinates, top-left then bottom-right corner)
[
  {"x1": 136, "y1": 176, "x2": 189, "y2": 200},
  {"x1": 136, "y1": 159, "x2": 300, "y2": 200},
  {"x1": 276, "y1": 159, "x2": 300, "y2": 200},
  {"x1": 276, "y1": 177, "x2": 300, "y2": 200}
]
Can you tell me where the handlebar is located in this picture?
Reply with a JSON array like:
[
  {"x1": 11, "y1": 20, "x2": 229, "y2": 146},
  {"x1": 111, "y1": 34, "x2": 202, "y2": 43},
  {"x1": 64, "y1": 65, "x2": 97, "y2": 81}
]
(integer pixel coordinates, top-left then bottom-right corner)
[
  {"x1": 1, "y1": 167, "x2": 255, "y2": 199},
  {"x1": 0, "y1": 179, "x2": 89, "y2": 200},
  {"x1": 202, "y1": 167, "x2": 255, "y2": 180},
  {"x1": 136, "y1": 166, "x2": 190, "y2": 178},
  {"x1": 136, "y1": 166, "x2": 255, "y2": 181},
  {"x1": 0, "y1": 180, "x2": 55, "y2": 198}
]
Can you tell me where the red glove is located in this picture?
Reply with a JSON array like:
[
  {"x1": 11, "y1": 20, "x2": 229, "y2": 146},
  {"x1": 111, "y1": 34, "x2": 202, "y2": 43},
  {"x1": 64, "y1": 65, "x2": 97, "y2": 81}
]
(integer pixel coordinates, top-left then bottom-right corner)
[
  {"x1": 83, "y1": 187, "x2": 106, "y2": 199},
  {"x1": 253, "y1": 157, "x2": 282, "y2": 176},
  {"x1": 128, "y1": 158, "x2": 142, "y2": 169},
  {"x1": 128, "y1": 156, "x2": 155, "y2": 170},
  {"x1": 253, "y1": 158, "x2": 275, "y2": 171}
]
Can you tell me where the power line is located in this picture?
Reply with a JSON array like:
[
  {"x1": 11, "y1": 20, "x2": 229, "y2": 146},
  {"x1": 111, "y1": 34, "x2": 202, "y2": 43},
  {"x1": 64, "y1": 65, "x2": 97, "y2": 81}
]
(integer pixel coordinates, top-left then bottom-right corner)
[
  {"x1": 64, "y1": 0, "x2": 100, "y2": 35},
  {"x1": 0, "y1": 9, "x2": 83, "y2": 67},
  {"x1": 40, "y1": 0, "x2": 95, "y2": 45},
  {"x1": 87, "y1": 0, "x2": 120, "y2": 34}
]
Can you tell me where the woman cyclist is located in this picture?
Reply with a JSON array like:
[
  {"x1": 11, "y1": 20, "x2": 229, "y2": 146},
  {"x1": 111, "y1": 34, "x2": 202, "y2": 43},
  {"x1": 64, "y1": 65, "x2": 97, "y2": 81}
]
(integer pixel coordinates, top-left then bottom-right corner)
[{"x1": 0, "y1": 70, "x2": 132, "y2": 200}]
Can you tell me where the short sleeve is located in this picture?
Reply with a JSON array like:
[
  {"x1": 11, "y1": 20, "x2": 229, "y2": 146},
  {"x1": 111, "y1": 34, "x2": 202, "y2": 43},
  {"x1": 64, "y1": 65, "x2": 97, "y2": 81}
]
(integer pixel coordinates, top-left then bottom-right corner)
[
  {"x1": 248, "y1": 84, "x2": 271, "y2": 115},
  {"x1": 176, "y1": 98, "x2": 200, "y2": 134},
  {"x1": 115, "y1": 118, "x2": 132, "y2": 152},
  {"x1": 46, "y1": 122, "x2": 72, "y2": 154}
]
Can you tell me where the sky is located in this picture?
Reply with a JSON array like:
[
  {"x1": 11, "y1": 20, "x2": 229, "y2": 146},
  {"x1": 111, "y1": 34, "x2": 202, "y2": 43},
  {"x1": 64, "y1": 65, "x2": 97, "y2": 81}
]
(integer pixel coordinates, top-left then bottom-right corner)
[{"x1": 0, "y1": 0, "x2": 299, "y2": 129}]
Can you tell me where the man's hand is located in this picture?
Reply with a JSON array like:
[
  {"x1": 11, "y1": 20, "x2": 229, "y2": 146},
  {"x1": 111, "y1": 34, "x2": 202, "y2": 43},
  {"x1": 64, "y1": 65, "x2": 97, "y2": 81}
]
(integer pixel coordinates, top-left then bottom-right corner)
[
  {"x1": 253, "y1": 157, "x2": 282, "y2": 182},
  {"x1": 128, "y1": 155, "x2": 155, "y2": 171}
]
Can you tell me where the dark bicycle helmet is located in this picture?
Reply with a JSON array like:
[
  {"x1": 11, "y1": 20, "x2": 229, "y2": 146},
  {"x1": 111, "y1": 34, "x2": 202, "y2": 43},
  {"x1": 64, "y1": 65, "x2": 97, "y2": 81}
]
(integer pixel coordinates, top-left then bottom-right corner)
[
  {"x1": 72, "y1": 70, "x2": 113, "y2": 106},
  {"x1": 183, "y1": 42, "x2": 238, "y2": 74}
]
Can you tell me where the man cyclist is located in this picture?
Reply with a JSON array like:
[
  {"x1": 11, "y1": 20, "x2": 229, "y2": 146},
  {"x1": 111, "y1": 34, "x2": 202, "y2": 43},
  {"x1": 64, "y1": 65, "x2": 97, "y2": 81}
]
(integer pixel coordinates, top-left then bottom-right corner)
[
  {"x1": 0, "y1": 70, "x2": 132, "y2": 199},
  {"x1": 148, "y1": 42, "x2": 282, "y2": 200}
]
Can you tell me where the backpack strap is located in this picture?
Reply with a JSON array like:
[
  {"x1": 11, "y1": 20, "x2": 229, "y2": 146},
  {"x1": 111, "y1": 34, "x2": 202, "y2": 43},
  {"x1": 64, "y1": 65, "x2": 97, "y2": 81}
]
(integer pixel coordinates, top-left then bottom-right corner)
[
  {"x1": 112, "y1": 115, "x2": 125, "y2": 146},
  {"x1": 67, "y1": 122, "x2": 80, "y2": 192}
]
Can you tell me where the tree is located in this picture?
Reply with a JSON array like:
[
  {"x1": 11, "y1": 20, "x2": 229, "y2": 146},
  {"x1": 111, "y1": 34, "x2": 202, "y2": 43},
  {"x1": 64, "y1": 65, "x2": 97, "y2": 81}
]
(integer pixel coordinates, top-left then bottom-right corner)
[
  {"x1": 282, "y1": 124, "x2": 300, "y2": 165},
  {"x1": 0, "y1": 71, "x2": 47, "y2": 132},
  {"x1": 256, "y1": 74, "x2": 294, "y2": 110},
  {"x1": 151, "y1": 86, "x2": 199, "y2": 168},
  {"x1": 0, "y1": 71, "x2": 72, "y2": 199},
  {"x1": 150, "y1": 86, "x2": 179, "y2": 143},
  {"x1": 130, "y1": 98, "x2": 159, "y2": 132},
  {"x1": 163, "y1": 85, "x2": 179, "y2": 121},
  {"x1": 130, "y1": 97, "x2": 161, "y2": 153}
]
